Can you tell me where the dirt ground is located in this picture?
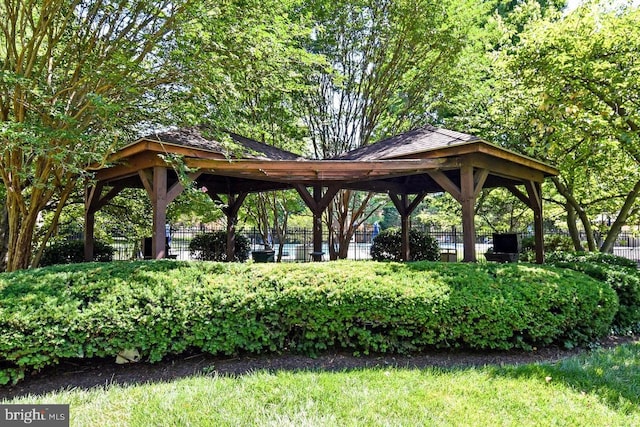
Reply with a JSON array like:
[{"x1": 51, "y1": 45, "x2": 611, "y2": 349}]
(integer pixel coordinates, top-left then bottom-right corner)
[{"x1": 2, "y1": 335, "x2": 637, "y2": 400}]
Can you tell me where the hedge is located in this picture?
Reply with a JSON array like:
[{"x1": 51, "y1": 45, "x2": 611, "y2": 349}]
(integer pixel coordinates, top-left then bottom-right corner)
[
  {"x1": 0, "y1": 260, "x2": 618, "y2": 385},
  {"x1": 545, "y1": 251, "x2": 640, "y2": 333}
]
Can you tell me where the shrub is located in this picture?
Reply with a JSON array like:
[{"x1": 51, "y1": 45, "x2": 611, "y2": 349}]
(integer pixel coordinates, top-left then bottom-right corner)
[
  {"x1": 546, "y1": 251, "x2": 638, "y2": 269},
  {"x1": 546, "y1": 251, "x2": 640, "y2": 333},
  {"x1": 188, "y1": 231, "x2": 250, "y2": 262},
  {"x1": 370, "y1": 228, "x2": 440, "y2": 261},
  {"x1": 0, "y1": 260, "x2": 617, "y2": 385},
  {"x1": 520, "y1": 234, "x2": 574, "y2": 262},
  {"x1": 39, "y1": 240, "x2": 114, "y2": 266}
]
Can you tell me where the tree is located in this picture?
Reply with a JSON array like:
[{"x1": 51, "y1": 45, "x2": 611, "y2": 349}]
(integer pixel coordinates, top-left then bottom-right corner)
[
  {"x1": 492, "y1": 1, "x2": 640, "y2": 252},
  {"x1": 166, "y1": 0, "x2": 319, "y2": 261},
  {"x1": 0, "y1": 0, "x2": 191, "y2": 271},
  {"x1": 301, "y1": 0, "x2": 478, "y2": 259},
  {"x1": 0, "y1": 184, "x2": 7, "y2": 271}
]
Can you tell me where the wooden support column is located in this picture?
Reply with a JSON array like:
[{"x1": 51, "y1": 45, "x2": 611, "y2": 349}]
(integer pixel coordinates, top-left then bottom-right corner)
[
  {"x1": 389, "y1": 192, "x2": 427, "y2": 261},
  {"x1": 295, "y1": 184, "x2": 339, "y2": 261},
  {"x1": 507, "y1": 181, "x2": 545, "y2": 264},
  {"x1": 526, "y1": 181, "x2": 544, "y2": 264},
  {"x1": 139, "y1": 169, "x2": 201, "y2": 260},
  {"x1": 312, "y1": 186, "x2": 323, "y2": 260},
  {"x1": 83, "y1": 183, "x2": 101, "y2": 262},
  {"x1": 151, "y1": 167, "x2": 168, "y2": 259},
  {"x1": 428, "y1": 167, "x2": 486, "y2": 262},
  {"x1": 460, "y1": 165, "x2": 476, "y2": 262},
  {"x1": 84, "y1": 182, "x2": 125, "y2": 261}
]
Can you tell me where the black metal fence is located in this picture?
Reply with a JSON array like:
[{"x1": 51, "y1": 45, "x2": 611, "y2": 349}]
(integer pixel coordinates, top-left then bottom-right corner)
[{"x1": 79, "y1": 225, "x2": 640, "y2": 263}]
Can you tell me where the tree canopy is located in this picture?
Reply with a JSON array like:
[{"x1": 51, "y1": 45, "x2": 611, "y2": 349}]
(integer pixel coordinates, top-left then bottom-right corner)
[{"x1": 1, "y1": 0, "x2": 639, "y2": 270}]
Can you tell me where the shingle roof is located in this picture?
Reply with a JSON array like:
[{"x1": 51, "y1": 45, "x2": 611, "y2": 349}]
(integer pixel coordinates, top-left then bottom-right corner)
[
  {"x1": 333, "y1": 125, "x2": 482, "y2": 160},
  {"x1": 143, "y1": 127, "x2": 304, "y2": 160}
]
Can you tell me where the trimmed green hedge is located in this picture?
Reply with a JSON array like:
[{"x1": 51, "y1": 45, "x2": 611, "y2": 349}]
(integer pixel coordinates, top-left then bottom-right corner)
[
  {"x1": 0, "y1": 261, "x2": 618, "y2": 385},
  {"x1": 546, "y1": 251, "x2": 640, "y2": 333}
]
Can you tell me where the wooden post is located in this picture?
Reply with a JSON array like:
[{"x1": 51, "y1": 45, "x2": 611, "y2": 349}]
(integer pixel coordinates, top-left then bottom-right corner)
[
  {"x1": 84, "y1": 183, "x2": 125, "y2": 261},
  {"x1": 312, "y1": 186, "x2": 323, "y2": 261},
  {"x1": 526, "y1": 181, "x2": 544, "y2": 264},
  {"x1": 400, "y1": 198, "x2": 410, "y2": 261},
  {"x1": 427, "y1": 168, "x2": 486, "y2": 262},
  {"x1": 389, "y1": 192, "x2": 427, "y2": 261},
  {"x1": 152, "y1": 167, "x2": 167, "y2": 259},
  {"x1": 226, "y1": 195, "x2": 237, "y2": 262},
  {"x1": 294, "y1": 184, "x2": 339, "y2": 262},
  {"x1": 84, "y1": 185, "x2": 97, "y2": 262},
  {"x1": 460, "y1": 165, "x2": 476, "y2": 262},
  {"x1": 507, "y1": 181, "x2": 545, "y2": 264}
]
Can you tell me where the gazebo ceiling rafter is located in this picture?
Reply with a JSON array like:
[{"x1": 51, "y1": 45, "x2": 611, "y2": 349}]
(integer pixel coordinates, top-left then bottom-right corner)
[{"x1": 84, "y1": 125, "x2": 559, "y2": 263}]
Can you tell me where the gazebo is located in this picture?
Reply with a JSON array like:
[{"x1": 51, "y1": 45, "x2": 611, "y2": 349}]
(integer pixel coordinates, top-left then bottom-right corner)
[{"x1": 85, "y1": 125, "x2": 558, "y2": 263}]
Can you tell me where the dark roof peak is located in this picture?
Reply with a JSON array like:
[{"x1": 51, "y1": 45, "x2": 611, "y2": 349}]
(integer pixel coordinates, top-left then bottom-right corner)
[
  {"x1": 144, "y1": 126, "x2": 304, "y2": 161},
  {"x1": 333, "y1": 125, "x2": 482, "y2": 160}
]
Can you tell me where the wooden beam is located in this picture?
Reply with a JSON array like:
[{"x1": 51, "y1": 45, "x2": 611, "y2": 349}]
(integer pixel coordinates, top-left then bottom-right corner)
[
  {"x1": 524, "y1": 180, "x2": 542, "y2": 211},
  {"x1": 185, "y1": 158, "x2": 453, "y2": 183},
  {"x1": 138, "y1": 170, "x2": 154, "y2": 201},
  {"x1": 473, "y1": 168, "x2": 489, "y2": 198},
  {"x1": 389, "y1": 192, "x2": 427, "y2": 261},
  {"x1": 426, "y1": 171, "x2": 462, "y2": 203},
  {"x1": 95, "y1": 151, "x2": 165, "y2": 182},
  {"x1": 402, "y1": 142, "x2": 557, "y2": 177},
  {"x1": 312, "y1": 186, "x2": 323, "y2": 261},
  {"x1": 84, "y1": 182, "x2": 104, "y2": 214},
  {"x1": 505, "y1": 184, "x2": 531, "y2": 207},
  {"x1": 83, "y1": 183, "x2": 104, "y2": 262},
  {"x1": 166, "y1": 171, "x2": 203, "y2": 204},
  {"x1": 294, "y1": 185, "x2": 339, "y2": 262},
  {"x1": 407, "y1": 192, "x2": 427, "y2": 215},
  {"x1": 294, "y1": 184, "x2": 315, "y2": 212},
  {"x1": 294, "y1": 184, "x2": 340, "y2": 215},
  {"x1": 507, "y1": 181, "x2": 545, "y2": 264},
  {"x1": 91, "y1": 184, "x2": 126, "y2": 213},
  {"x1": 469, "y1": 153, "x2": 546, "y2": 183}
]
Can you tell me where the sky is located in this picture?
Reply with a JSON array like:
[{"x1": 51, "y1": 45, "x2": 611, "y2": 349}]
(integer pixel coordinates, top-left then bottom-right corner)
[{"x1": 565, "y1": 0, "x2": 582, "y2": 11}]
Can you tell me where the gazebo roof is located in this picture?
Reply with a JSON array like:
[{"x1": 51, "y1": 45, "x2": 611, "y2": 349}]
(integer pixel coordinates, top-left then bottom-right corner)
[
  {"x1": 334, "y1": 125, "x2": 556, "y2": 176},
  {"x1": 92, "y1": 125, "x2": 558, "y2": 195},
  {"x1": 112, "y1": 127, "x2": 304, "y2": 162},
  {"x1": 333, "y1": 125, "x2": 481, "y2": 160}
]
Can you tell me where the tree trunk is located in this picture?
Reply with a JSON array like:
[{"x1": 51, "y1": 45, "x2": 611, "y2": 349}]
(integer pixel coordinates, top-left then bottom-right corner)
[
  {"x1": 0, "y1": 203, "x2": 8, "y2": 272},
  {"x1": 551, "y1": 177, "x2": 597, "y2": 251},
  {"x1": 600, "y1": 178, "x2": 640, "y2": 253},
  {"x1": 6, "y1": 207, "x2": 39, "y2": 271},
  {"x1": 328, "y1": 190, "x2": 378, "y2": 260},
  {"x1": 566, "y1": 203, "x2": 584, "y2": 251}
]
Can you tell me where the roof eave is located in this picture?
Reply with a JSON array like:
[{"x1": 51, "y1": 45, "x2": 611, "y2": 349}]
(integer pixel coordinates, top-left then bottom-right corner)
[{"x1": 382, "y1": 140, "x2": 558, "y2": 177}]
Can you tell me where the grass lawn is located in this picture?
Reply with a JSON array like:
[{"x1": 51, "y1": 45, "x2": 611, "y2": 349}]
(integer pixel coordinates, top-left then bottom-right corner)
[{"x1": 2, "y1": 341, "x2": 639, "y2": 426}]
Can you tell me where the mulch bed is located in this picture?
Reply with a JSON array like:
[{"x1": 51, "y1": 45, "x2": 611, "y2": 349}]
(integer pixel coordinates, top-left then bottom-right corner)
[{"x1": 1, "y1": 335, "x2": 637, "y2": 400}]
